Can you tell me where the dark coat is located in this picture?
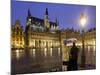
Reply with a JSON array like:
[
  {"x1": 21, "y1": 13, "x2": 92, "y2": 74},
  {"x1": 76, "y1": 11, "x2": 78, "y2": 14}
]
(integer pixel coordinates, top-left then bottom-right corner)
[{"x1": 67, "y1": 45, "x2": 79, "y2": 71}]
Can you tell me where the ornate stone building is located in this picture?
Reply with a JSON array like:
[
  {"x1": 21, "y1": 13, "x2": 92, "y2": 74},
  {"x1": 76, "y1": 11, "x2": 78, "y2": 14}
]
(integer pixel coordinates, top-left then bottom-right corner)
[
  {"x1": 26, "y1": 8, "x2": 58, "y2": 32},
  {"x1": 11, "y1": 20, "x2": 24, "y2": 49},
  {"x1": 24, "y1": 8, "x2": 62, "y2": 70},
  {"x1": 25, "y1": 8, "x2": 60, "y2": 48}
]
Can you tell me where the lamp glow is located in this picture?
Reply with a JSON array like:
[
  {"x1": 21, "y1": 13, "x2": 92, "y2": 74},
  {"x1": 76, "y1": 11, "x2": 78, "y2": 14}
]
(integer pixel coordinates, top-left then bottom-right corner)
[{"x1": 80, "y1": 13, "x2": 87, "y2": 28}]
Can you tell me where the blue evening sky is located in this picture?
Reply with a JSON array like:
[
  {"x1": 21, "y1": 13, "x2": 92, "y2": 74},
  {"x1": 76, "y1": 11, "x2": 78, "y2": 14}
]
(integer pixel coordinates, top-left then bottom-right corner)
[{"x1": 11, "y1": 0, "x2": 96, "y2": 31}]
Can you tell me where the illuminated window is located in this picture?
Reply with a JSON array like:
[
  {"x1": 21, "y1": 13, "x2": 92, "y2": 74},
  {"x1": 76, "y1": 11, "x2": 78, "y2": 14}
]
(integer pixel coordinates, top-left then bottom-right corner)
[
  {"x1": 44, "y1": 48, "x2": 47, "y2": 56},
  {"x1": 58, "y1": 48, "x2": 60, "y2": 56},
  {"x1": 33, "y1": 40, "x2": 35, "y2": 47},
  {"x1": 44, "y1": 41, "x2": 46, "y2": 46},
  {"x1": 50, "y1": 48, "x2": 52, "y2": 56},
  {"x1": 29, "y1": 18, "x2": 31, "y2": 22}
]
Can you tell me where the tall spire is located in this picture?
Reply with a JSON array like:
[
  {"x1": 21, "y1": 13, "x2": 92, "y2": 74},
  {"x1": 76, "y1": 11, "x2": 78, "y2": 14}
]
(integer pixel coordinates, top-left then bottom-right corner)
[
  {"x1": 45, "y1": 8, "x2": 48, "y2": 15},
  {"x1": 28, "y1": 9, "x2": 31, "y2": 17},
  {"x1": 55, "y1": 18, "x2": 59, "y2": 26},
  {"x1": 55, "y1": 18, "x2": 57, "y2": 24}
]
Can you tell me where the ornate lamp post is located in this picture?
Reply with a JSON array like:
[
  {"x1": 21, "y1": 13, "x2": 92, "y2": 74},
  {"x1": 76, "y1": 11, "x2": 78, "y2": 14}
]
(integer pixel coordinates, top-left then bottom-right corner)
[{"x1": 80, "y1": 13, "x2": 87, "y2": 68}]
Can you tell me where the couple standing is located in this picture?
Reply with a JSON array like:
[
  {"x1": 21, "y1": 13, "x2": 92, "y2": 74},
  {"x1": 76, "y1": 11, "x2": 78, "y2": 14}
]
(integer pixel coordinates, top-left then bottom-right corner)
[{"x1": 67, "y1": 42, "x2": 79, "y2": 71}]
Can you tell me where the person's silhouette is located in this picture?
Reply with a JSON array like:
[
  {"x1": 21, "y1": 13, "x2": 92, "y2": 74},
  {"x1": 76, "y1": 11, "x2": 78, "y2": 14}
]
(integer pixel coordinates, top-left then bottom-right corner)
[{"x1": 67, "y1": 42, "x2": 79, "y2": 71}]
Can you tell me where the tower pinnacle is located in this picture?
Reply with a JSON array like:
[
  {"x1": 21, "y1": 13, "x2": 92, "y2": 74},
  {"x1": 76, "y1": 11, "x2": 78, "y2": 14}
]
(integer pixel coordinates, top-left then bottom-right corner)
[
  {"x1": 28, "y1": 9, "x2": 31, "y2": 17},
  {"x1": 45, "y1": 8, "x2": 48, "y2": 15}
]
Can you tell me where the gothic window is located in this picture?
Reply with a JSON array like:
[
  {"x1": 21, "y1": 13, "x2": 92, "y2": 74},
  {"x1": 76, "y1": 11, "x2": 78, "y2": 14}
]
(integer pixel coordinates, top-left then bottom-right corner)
[
  {"x1": 53, "y1": 26, "x2": 55, "y2": 29},
  {"x1": 16, "y1": 37, "x2": 18, "y2": 41},
  {"x1": 20, "y1": 31, "x2": 22, "y2": 35},
  {"x1": 16, "y1": 26, "x2": 19, "y2": 30},
  {"x1": 16, "y1": 30, "x2": 18, "y2": 35},
  {"x1": 20, "y1": 37, "x2": 22, "y2": 41}
]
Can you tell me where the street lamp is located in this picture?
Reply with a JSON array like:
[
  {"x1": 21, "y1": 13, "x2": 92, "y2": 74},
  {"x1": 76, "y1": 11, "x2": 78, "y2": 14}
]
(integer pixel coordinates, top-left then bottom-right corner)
[{"x1": 80, "y1": 13, "x2": 87, "y2": 68}]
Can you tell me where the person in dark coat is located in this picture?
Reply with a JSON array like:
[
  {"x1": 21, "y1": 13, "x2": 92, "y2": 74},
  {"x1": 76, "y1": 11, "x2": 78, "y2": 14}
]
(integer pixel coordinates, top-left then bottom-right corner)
[{"x1": 67, "y1": 42, "x2": 79, "y2": 71}]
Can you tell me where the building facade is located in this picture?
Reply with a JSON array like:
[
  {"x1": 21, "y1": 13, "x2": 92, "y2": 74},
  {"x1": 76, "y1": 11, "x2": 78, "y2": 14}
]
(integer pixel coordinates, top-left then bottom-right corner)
[
  {"x1": 11, "y1": 20, "x2": 25, "y2": 49},
  {"x1": 24, "y1": 8, "x2": 62, "y2": 71}
]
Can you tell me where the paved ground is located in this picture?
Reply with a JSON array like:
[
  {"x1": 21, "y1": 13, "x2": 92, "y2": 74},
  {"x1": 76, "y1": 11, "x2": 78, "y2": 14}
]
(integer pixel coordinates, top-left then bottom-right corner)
[
  {"x1": 78, "y1": 64, "x2": 96, "y2": 70},
  {"x1": 11, "y1": 63, "x2": 96, "y2": 74},
  {"x1": 62, "y1": 64, "x2": 96, "y2": 71}
]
